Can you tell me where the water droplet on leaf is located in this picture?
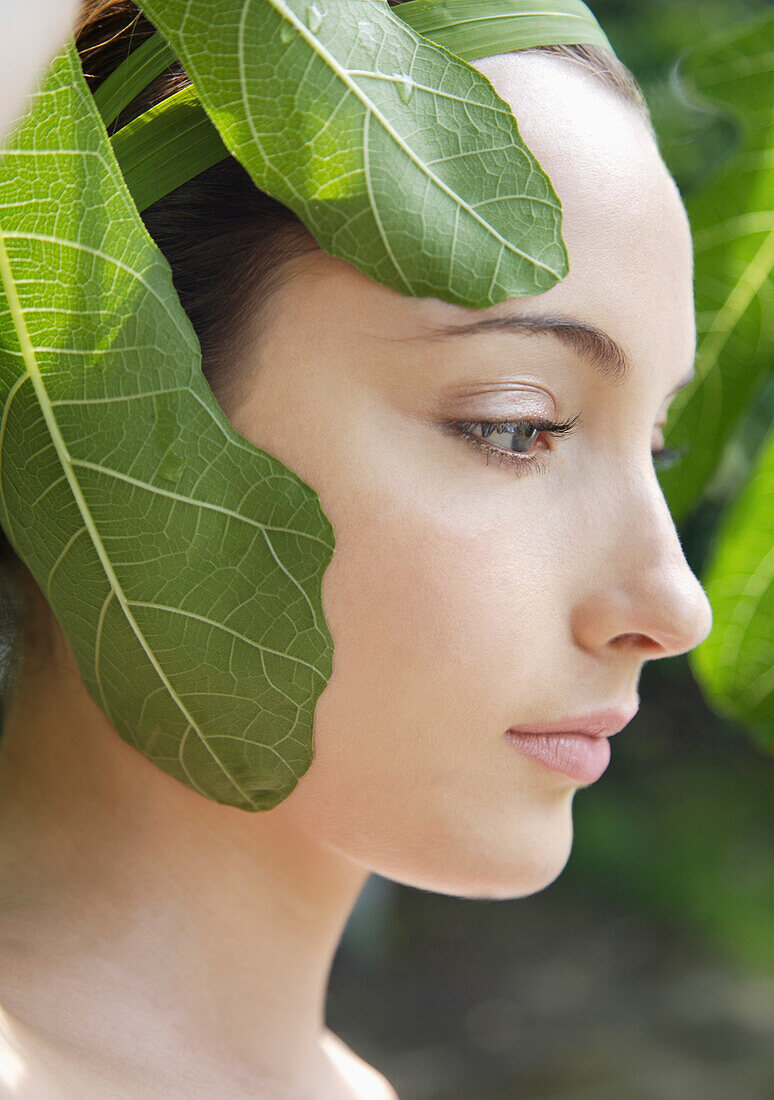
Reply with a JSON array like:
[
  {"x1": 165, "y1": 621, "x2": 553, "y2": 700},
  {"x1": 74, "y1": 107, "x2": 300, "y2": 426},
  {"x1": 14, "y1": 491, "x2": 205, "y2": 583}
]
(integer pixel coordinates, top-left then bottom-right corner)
[{"x1": 305, "y1": 4, "x2": 324, "y2": 32}]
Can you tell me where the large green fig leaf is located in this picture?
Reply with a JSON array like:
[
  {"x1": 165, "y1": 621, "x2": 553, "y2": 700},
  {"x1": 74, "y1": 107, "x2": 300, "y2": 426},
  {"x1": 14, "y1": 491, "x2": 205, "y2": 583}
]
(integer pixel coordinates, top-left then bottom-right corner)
[
  {"x1": 137, "y1": 0, "x2": 568, "y2": 307},
  {"x1": 659, "y1": 10, "x2": 774, "y2": 522},
  {"x1": 0, "y1": 42, "x2": 335, "y2": 811},
  {"x1": 690, "y1": 425, "x2": 774, "y2": 751}
]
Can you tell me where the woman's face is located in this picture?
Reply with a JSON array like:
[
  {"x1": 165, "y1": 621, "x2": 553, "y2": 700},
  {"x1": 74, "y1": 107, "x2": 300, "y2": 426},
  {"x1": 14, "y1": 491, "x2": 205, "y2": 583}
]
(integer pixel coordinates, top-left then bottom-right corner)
[{"x1": 228, "y1": 51, "x2": 713, "y2": 898}]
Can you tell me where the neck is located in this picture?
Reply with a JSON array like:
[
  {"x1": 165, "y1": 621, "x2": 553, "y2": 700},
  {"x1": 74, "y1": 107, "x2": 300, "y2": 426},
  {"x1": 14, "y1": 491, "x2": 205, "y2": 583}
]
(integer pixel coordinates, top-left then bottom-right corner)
[{"x1": 0, "y1": 629, "x2": 369, "y2": 1094}]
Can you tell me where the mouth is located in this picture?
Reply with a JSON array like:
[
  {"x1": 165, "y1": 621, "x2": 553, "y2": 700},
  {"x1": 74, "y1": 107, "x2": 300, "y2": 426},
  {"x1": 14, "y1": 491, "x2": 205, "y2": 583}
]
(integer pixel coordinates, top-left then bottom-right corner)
[{"x1": 504, "y1": 704, "x2": 639, "y2": 784}]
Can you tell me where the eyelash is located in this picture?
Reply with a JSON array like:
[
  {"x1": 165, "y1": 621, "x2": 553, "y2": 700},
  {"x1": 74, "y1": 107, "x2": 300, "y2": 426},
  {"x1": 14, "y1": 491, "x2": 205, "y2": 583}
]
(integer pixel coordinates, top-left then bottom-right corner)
[{"x1": 440, "y1": 416, "x2": 687, "y2": 478}]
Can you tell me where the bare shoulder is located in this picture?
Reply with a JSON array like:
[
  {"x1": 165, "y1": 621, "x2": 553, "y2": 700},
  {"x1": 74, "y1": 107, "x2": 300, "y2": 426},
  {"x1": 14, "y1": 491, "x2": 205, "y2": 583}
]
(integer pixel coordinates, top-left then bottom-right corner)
[{"x1": 320, "y1": 1029, "x2": 399, "y2": 1100}]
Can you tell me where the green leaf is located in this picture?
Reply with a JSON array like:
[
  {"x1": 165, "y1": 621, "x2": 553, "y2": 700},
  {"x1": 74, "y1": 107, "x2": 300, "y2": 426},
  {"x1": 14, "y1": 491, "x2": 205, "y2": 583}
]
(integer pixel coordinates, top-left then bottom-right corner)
[
  {"x1": 395, "y1": 0, "x2": 613, "y2": 60},
  {"x1": 111, "y1": 85, "x2": 230, "y2": 214},
  {"x1": 659, "y1": 10, "x2": 774, "y2": 522},
  {"x1": 0, "y1": 41, "x2": 336, "y2": 810},
  {"x1": 136, "y1": 0, "x2": 569, "y2": 307},
  {"x1": 690, "y1": 426, "x2": 774, "y2": 751}
]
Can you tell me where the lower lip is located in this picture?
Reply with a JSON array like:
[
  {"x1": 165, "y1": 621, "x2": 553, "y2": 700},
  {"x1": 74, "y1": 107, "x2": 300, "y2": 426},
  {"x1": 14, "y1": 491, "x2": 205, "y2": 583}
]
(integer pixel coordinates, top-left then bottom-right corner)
[{"x1": 505, "y1": 730, "x2": 611, "y2": 784}]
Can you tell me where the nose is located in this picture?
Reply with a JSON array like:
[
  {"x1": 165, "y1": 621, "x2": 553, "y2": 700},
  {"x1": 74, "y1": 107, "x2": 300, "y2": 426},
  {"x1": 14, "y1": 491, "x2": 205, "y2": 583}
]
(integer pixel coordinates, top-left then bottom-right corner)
[{"x1": 570, "y1": 477, "x2": 714, "y2": 661}]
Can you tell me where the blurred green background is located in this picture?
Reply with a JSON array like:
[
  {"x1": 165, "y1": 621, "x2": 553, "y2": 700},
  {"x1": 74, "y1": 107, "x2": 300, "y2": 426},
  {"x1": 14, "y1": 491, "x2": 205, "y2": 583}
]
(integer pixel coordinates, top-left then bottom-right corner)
[{"x1": 328, "y1": 3, "x2": 774, "y2": 1097}]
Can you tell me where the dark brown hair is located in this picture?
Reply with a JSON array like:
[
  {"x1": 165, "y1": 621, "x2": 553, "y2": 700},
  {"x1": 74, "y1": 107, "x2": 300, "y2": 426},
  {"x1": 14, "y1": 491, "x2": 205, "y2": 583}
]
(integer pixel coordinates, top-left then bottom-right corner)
[{"x1": 0, "y1": 0, "x2": 652, "y2": 722}]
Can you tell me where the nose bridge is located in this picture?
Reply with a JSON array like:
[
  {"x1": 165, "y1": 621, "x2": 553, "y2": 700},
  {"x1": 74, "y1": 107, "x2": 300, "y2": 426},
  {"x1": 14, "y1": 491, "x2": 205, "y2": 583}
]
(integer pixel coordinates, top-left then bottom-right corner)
[
  {"x1": 573, "y1": 465, "x2": 714, "y2": 656},
  {"x1": 626, "y1": 468, "x2": 686, "y2": 574}
]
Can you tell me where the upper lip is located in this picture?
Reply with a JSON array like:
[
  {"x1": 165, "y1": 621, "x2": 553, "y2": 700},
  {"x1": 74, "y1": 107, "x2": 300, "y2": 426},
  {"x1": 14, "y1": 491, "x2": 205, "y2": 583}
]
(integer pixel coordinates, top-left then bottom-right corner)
[{"x1": 507, "y1": 704, "x2": 639, "y2": 738}]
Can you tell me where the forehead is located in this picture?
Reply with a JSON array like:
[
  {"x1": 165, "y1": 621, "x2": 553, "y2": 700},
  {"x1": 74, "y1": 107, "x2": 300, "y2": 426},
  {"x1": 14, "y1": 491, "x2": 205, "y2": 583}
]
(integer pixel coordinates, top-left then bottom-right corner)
[{"x1": 467, "y1": 51, "x2": 696, "y2": 377}]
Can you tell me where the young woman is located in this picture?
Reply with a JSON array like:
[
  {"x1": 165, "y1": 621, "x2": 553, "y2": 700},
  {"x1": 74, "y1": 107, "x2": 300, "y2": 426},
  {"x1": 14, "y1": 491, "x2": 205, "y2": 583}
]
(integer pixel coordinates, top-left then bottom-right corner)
[{"x1": 0, "y1": 1, "x2": 713, "y2": 1096}]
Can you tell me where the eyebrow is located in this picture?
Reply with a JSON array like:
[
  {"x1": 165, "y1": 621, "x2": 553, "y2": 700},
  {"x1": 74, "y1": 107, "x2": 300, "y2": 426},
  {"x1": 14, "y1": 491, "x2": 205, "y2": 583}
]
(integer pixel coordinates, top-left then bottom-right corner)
[{"x1": 418, "y1": 311, "x2": 696, "y2": 395}]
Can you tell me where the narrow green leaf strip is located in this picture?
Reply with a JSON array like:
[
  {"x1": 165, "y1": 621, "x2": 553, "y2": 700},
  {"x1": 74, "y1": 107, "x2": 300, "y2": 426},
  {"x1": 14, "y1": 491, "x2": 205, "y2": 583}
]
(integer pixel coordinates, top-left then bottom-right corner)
[
  {"x1": 92, "y1": 29, "x2": 177, "y2": 127},
  {"x1": 396, "y1": 0, "x2": 614, "y2": 60},
  {"x1": 111, "y1": 85, "x2": 229, "y2": 212}
]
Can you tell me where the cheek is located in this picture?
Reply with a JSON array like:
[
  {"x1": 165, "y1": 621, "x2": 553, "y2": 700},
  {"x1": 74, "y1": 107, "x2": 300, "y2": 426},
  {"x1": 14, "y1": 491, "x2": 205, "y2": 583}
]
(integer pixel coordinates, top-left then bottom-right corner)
[
  {"x1": 315, "y1": 440, "x2": 579, "y2": 724},
  {"x1": 321, "y1": 469, "x2": 528, "y2": 730},
  {"x1": 276, "y1": 466, "x2": 577, "y2": 897}
]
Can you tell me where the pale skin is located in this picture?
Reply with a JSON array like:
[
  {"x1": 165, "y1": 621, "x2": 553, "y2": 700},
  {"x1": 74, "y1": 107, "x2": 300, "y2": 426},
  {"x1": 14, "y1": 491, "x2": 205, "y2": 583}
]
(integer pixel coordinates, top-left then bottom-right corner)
[{"x1": 0, "y1": 50, "x2": 713, "y2": 1099}]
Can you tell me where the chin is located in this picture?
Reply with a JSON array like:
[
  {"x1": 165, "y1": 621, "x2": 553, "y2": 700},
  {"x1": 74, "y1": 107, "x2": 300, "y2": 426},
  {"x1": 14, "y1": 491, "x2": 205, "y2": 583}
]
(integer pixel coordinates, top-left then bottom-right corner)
[{"x1": 375, "y1": 793, "x2": 577, "y2": 902}]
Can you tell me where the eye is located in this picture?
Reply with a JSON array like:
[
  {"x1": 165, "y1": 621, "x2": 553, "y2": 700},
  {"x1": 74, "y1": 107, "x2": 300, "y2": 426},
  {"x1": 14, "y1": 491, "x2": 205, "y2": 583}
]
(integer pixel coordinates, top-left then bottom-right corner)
[
  {"x1": 441, "y1": 417, "x2": 689, "y2": 478},
  {"x1": 440, "y1": 416, "x2": 580, "y2": 478}
]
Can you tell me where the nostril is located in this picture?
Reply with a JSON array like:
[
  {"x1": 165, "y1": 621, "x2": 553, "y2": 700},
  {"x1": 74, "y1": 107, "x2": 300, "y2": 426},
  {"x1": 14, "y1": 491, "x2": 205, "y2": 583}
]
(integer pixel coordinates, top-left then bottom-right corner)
[{"x1": 611, "y1": 633, "x2": 663, "y2": 653}]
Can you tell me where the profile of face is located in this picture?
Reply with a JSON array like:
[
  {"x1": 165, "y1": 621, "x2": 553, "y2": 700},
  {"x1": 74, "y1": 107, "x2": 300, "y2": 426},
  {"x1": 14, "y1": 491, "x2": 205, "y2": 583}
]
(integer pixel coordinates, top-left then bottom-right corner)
[{"x1": 223, "y1": 50, "x2": 713, "y2": 900}]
